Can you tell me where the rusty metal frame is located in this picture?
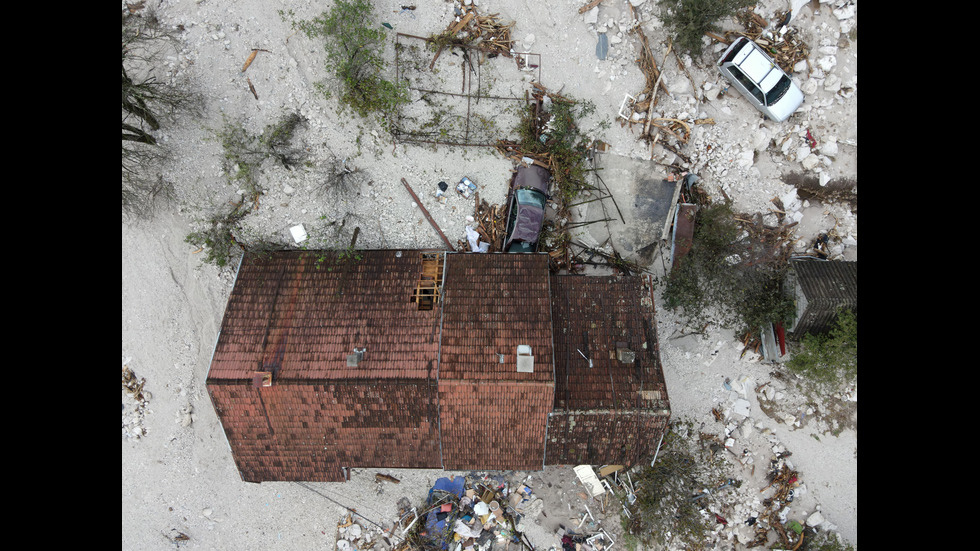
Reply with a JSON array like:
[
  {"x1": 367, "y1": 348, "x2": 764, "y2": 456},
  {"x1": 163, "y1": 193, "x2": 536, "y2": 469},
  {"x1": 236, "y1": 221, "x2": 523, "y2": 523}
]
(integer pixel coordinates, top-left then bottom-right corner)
[{"x1": 394, "y1": 33, "x2": 541, "y2": 147}]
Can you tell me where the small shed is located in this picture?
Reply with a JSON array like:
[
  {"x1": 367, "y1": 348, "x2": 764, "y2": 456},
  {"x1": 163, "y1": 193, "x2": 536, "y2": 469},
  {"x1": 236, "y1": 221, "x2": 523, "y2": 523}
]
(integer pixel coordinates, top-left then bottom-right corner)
[{"x1": 787, "y1": 259, "x2": 857, "y2": 337}]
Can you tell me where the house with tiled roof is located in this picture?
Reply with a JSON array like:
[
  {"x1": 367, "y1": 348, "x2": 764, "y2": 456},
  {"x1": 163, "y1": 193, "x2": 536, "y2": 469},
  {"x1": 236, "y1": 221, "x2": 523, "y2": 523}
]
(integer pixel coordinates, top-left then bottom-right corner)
[{"x1": 206, "y1": 250, "x2": 670, "y2": 483}]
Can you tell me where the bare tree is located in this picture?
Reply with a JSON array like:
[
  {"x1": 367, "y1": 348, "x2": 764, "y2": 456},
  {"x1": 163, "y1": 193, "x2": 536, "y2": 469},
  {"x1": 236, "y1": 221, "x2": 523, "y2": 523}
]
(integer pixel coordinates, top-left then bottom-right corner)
[{"x1": 122, "y1": 7, "x2": 199, "y2": 219}]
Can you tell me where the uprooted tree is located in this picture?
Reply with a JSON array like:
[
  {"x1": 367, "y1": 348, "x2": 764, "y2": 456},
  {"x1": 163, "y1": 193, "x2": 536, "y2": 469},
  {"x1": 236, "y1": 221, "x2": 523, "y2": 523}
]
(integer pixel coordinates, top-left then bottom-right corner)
[{"x1": 661, "y1": 198, "x2": 795, "y2": 337}]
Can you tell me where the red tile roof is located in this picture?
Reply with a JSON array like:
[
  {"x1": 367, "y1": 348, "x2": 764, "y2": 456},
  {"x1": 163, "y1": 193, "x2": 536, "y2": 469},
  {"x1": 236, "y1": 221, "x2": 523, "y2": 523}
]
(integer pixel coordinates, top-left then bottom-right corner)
[
  {"x1": 546, "y1": 274, "x2": 671, "y2": 467},
  {"x1": 208, "y1": 250, "x2": 441, "y2": 382},
  {"x1": 550, "y1": 274, "x2": 668, "y2": 411},
  {"x1": 207, "y1": 251, "x2": 669, "y2": 482},
  {"x1": 439, "y1": 380, "x2": 552, "y2": 471},
  {"x1": 439, "y1": 253, "x2": 554, "y2": 383},
  {"x1": 208, "y1": 381, "x2": 442, "y2": 482}
]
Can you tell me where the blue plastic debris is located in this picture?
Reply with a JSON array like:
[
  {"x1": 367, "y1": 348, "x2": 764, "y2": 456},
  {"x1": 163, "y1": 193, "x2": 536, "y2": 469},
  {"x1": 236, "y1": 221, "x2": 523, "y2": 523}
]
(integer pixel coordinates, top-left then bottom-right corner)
[{"x1": 596, "y1": 33, "x2": 608, "y2": 60}]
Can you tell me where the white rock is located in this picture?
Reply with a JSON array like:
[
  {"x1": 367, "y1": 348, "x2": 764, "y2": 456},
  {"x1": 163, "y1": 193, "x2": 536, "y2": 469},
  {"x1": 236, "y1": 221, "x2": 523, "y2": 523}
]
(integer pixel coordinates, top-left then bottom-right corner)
[
  {"x1": 584, "y1": 7, "x2": 599, "y2": 25},
  {"x1": 801, "y1": 153, "x2": 820, "y2": 170},
  {"x1": 780, "y1": 188, "x2": 800, "y2": 211},
  {"x1": 806, "y1": 511, "x2": 825, "y2": 527},
  {"x1": 817, "y1": 56, "x2": 836, "y2": 72},
  {"x1": 522, "y1": 34, "x2": 535, "y2": 50},
  {"x1": 819, "y1": 138, "x2": 838, "y2": 157},
  {"x1": 283, "y1": 184, "x2": 295, "y2": 195},
  {"x1": 733, "y1": 399, "x2": 751, "y2": 417},
  {"x1": 833, "y1": 4, "x2": 856, "y2": 19}
]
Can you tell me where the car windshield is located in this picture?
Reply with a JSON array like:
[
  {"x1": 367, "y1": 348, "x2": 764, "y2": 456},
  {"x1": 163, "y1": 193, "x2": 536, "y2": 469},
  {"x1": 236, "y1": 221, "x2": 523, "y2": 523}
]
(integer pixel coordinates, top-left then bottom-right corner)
[
  {"x1": 765, "y1": 75, "x2": 791, "y2": 106},
  {"x1": 516, "y1": 188, "x2": 546, "y2": 209}
]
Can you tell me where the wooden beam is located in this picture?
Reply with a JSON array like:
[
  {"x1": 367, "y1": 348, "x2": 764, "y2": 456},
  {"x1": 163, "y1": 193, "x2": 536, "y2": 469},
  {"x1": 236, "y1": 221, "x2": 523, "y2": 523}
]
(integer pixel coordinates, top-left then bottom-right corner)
[
  {"x1": 579, "y1": 0, "x2": 603, "y2": 14},
  {"x1": 401, "y1": 178, "x2": 455, "y2": 251}
]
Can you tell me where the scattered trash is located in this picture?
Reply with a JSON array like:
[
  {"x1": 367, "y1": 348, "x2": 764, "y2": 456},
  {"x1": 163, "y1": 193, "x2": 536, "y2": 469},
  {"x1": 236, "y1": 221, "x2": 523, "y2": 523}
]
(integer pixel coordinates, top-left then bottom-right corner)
[
  {"x1": 573, "y1": 465, "x2": 606, "y2": 497},
  {"x1": 595, "y1": 33, "x2": 608, "y2": 60},
  {"x1": 289, "y1": 224, "x2": 308, "y2": 244}
]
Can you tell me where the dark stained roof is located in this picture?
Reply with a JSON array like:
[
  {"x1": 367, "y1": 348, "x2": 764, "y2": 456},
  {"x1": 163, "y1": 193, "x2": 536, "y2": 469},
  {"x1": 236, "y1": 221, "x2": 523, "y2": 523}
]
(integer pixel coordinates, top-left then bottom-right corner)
[
  {"x1": 207, "y1": 250, "x2": 442, "y2": 383},
  {"x1": 439, "y1": 253, "x2": 554, "y2": 383},
  {"x1": 550, "y1": 274, "x2": 668, "y2": 412},
  {"x1": 209, "y1": 381, "x2": 441, "y2": 482}
]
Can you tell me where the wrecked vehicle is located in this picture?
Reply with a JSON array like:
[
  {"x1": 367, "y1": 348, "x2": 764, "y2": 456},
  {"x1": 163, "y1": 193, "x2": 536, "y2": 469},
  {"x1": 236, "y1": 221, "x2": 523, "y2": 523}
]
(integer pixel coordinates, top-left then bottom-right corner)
[
  {"x1": 504, "y1": 165, "x2": 551, "y2": 253},
  {"x1": 718, "y1": 36, "x2": 804, "y2": 122}
]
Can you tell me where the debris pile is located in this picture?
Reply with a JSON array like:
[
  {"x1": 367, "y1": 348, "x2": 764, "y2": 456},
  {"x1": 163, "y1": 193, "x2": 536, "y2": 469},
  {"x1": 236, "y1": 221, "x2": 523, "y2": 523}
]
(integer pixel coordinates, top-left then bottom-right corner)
[
  {"x1": 394, "y1": 475, "x2": 539, "y2": 551},
  {"x1": 335, "y1": 512, "x2": 390, "y2": 551},
  {"x1": 725, "y1": 9, "x2": 811, "y2": 76},
  {"x1": 434, "y1": 3, "x2": 516, "y2": 59},
  {"x1": 122, "y1": 363, "x2": 151, "y2": 440}
]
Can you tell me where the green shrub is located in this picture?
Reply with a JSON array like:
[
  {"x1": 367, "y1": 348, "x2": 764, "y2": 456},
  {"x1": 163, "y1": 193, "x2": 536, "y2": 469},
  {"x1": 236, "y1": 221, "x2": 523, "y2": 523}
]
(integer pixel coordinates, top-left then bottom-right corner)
[
  {"x1": 787, "y1": 309, "x2": 857, "y2": 388},
  {"x1": 657, "y1": 0, "x2": 755, "y2": 56},
  {"x1": 291, "y1": 0, "x2": 408, "y2": 124},
  {"x1": 515, "y1": 97, "x2": 596, "y2": 203}
]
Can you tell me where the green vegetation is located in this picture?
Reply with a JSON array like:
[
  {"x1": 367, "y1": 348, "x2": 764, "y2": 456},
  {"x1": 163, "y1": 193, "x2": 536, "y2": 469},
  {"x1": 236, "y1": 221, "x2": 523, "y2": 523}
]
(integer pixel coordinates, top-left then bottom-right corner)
[
  {"x1": 185, "y1": 206, "x2": 249, "y2": 268},
  {"x1": 662, "y1": 201, "x2": 795, "y2": 335},
  {"x1": 787, "y1": 309, "x2": 857, "y2": 389},
  {"x1": 656, "y1": 0, "x2": 755, "y2": 56},
  {"x1": 209, "y1": 112, "x2": 308, "y2": 201},
  {"x1": 289, "y1": 0, "x2": 408, "y2": 126},
  {"x1": 624, "y1": 419, "x2": 729, "y2": 549},
  {"x1": 515, "y1": 96, "x2": 597, "y2": 203},
  {"x1": 804, "y1": 530, "x2": 856, "y2": 551},
  {"x1": 187, "y1": 113, "x2": 308, "y2": 267}
]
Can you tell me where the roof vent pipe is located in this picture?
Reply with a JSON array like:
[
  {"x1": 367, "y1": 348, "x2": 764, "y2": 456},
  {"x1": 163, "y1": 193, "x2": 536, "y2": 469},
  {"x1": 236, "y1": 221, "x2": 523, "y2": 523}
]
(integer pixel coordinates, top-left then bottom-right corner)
[{"x1": 347, "y1": 347, "x2": 366, "y2": 367}]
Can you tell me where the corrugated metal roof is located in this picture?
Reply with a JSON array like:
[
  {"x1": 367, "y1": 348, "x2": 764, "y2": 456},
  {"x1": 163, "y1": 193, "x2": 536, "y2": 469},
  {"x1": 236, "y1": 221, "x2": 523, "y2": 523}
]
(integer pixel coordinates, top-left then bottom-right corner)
[
  {"x1": 793, "y1": 260, "x2": 858, "y2": 304},
  {"x1": 790, "y1": 260, "x2": 857, "y2": 336}
]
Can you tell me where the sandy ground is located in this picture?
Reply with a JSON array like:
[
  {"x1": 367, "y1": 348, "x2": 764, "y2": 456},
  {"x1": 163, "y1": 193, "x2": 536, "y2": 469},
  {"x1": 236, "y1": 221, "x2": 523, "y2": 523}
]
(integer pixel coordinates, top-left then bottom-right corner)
[{"x1": 122, "y1": 1, "x2": 857, "y2": 549}]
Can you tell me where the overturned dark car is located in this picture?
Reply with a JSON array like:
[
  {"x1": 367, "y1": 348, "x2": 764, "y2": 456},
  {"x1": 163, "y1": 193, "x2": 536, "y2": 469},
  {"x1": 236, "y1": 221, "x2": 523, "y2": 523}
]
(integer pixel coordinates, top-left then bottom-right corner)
[{"x1": 504, "y1": 165, "x2": 551, "y2": 253}]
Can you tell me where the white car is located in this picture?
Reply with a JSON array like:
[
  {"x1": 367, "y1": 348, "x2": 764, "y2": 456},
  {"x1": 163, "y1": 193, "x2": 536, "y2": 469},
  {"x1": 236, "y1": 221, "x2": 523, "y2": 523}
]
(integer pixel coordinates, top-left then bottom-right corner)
[{"x1": 718, "y1": 36, "x2": 804, "y2": 122}]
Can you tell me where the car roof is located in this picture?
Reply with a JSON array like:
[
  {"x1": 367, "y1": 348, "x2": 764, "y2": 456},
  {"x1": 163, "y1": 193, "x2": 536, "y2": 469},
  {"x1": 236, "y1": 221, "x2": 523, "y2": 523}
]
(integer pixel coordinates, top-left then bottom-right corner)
[
  {"x1": 513, "y1": 165, "x2": 551, "y2": 194},
  {"x1": 737, "y1": 44, "x2": 781, "y2": 92}
]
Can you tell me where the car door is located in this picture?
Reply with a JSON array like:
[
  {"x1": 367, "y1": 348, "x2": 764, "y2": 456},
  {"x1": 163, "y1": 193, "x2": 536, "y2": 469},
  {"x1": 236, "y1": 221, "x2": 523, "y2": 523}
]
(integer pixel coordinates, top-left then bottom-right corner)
[{"x1": 727, "y1": 65, "x2": 765, "y2": 112}]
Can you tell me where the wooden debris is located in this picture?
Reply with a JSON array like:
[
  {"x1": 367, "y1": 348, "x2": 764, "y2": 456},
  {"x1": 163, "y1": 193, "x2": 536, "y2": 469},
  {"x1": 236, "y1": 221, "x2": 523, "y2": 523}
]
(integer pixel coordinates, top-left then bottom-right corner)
[
  {"x1": 721, "y1": 13, "x2": 811, "y2": 75},
  {"x1": 434, "y1": 5, "x2": 515, "y2": 58},
  {"x1": 376, "y1": 473, "x2": 401, "y2": 484},
  {"x1": 247, "y1": 77, "x2": 258, "y2": 100},
  {"x1": 578, "y1": 0, "x2": 603, "y2": 14},
  {"x1": 242, "y1": 50, "x2": 258, "y2": 73},
  {"x1": 401, "y1": 178, "x2": 455, "y2": 251}
]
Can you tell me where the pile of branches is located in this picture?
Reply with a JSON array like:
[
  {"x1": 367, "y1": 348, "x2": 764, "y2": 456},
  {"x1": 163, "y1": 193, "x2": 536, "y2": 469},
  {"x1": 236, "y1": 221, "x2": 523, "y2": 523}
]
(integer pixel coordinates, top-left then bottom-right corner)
[
  {"x1": 456, "y1": 197, "x2": 507, "y2": 252},
  {"x1": 733, "y1": 210, "x2": 799, "y2": 268},
  {"x1": 432, "y1": 4, "x2": 515, "y2": 57},
  {"x1": 723, "y1": 9, "x2": 811, "y2": 75}
]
